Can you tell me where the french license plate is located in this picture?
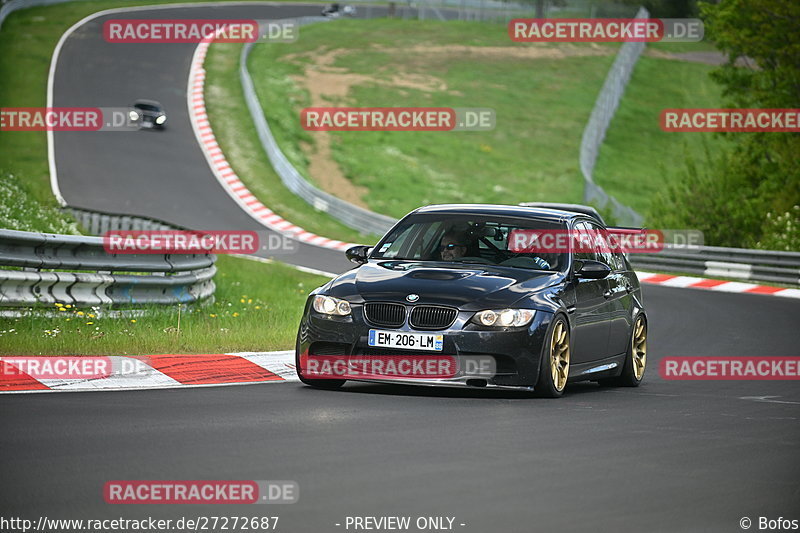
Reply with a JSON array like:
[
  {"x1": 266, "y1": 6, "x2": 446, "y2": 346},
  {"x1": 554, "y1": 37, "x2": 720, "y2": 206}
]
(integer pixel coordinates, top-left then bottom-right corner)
[{"x1": 368, "y1": 330, "x2": 443, "y2": 352}]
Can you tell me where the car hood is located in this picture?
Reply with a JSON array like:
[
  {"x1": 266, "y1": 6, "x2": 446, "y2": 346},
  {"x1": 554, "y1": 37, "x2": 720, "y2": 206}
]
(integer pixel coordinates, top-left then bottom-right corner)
[{"x1": 328, "y1": 260, "x2": 564, "y2": 309}]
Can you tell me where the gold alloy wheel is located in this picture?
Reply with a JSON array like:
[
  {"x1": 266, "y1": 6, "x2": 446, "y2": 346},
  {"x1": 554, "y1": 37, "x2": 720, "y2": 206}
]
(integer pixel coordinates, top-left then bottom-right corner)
[
  {"x1": 550, "y1": 320, "x2": 570, "y2": 391},
  {"x1": 632, "y1": 316, "x2": 647, "y2": 380}
]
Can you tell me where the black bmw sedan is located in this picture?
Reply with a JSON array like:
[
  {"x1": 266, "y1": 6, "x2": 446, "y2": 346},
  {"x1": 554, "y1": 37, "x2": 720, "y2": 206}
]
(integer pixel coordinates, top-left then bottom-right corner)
[
  {"x1": 129, "y1": 99, "x2": 166, "y2": 129},
  {"x1": 295, "y1": 204, "x2": 647, "y2": 397}
]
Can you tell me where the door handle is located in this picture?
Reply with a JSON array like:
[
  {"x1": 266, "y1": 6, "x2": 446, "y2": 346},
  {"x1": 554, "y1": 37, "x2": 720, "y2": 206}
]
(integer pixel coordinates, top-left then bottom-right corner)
[{"x1": 603, "y1": 290, "x2": 612, "y2": 299}]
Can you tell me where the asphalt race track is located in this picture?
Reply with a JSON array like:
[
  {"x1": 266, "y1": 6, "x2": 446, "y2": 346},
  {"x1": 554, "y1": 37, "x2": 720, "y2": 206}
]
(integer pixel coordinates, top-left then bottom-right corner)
[
  {"x1": 7, "y1": 3, "x2": 799, "y2": 532},
  {"x1": 2, "y1": 285, "x2": 799, "y2": 532}
]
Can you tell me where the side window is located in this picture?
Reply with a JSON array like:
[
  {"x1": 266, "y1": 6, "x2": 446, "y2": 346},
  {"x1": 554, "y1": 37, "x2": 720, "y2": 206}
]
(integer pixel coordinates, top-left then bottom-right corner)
[
  {"x1": 417, "y1": 222, "x2": 445, "y2": 258},
  {"x1": 476, "y1": 223, "x2": 505, "y2": 254},
  {"x1": 586, "y1": 221, "x2": 617, "y2": 269},
  {"x1": 376, "y1": 225, "x2": 416, "y2": 258},
  {"x1": 573, "y1": 221, "x2": 599, "y2": 264},
  {"x1": 605, "y1": 231, "x2": 627, "y2": 271}
]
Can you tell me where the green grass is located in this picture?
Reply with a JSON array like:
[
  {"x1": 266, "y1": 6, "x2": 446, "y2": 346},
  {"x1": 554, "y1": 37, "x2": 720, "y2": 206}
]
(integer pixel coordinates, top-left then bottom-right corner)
[
  {"x1": 0, "y1": 170, "x2": 79, "y2": 233},
  {"x1": 592, "y1": 52, "x2": 726, "y2": 218},
  {"x1": 242, "y1": 20, "x2": 728, "y2": 225},
  {"x1": 647, "y1": 40, "x2": 721, "y2": 54},
  {"x1": 204, "y1": 42, "x2": 373, "y2": 244},
  {"x1": 247, "y1": 19, "x2": 619, "y2": 219},
  {"x1": 0, "y1": 255, "x2": 330, "y2": 355}
]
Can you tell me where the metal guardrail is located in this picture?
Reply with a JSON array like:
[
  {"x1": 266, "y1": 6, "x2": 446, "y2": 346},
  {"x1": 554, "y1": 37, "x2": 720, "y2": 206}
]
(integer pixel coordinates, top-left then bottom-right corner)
[
  {"x1": 0, "y1": 0, "x2": 80, "y2": 30},
  {"x1": 628, "y1": 245, "x2": 800, "y2": 286},
  {"x1": 0, "y1": 229, "x2": 216, "y2": 307},
  {"x1": 66, "y1": 206, "x2": 185, "y2": 235},
  {"x1": 240, "y1": 17, "x2": 397, "y2": 236},
  {"x1": 579, "y1": 6, "x2": 647, "y2": 227}
]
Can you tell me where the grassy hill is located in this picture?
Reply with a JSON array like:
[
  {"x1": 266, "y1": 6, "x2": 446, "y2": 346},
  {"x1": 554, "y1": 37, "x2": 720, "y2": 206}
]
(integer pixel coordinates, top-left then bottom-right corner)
[{"x1": 235, "y1": 18, "x2": 723, "y2": 228}]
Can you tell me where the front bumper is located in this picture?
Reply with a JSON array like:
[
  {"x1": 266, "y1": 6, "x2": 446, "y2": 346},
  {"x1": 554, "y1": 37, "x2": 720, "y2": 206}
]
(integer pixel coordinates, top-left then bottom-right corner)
[
  {"x1": 346, "y1": 376, "x2": 536, "y2": 392},
  {"x1": 297, "y1": 303, "x2": 554, "y2": 389}
]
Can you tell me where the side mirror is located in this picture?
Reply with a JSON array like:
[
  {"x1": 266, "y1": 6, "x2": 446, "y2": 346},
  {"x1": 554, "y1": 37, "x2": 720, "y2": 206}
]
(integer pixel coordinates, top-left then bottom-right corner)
[
  {"x1": 345, "y1": 245, "x2": 372, "y2": 265},
  {"x1": 575, "y1": 259, "x2": 611, "y2": 280}
]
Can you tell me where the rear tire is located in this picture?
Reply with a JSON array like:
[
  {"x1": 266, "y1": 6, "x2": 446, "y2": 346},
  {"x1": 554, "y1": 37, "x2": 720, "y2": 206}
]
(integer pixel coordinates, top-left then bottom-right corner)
[
  {"x1": 295, "y1": 335, "x2": 346, "y2": 390},
  {"x1": 599, "y1": 314, "x2": 647, "y2": 387},
  {"x1": 535, "y1": 315, "x2": 570, "y2": 398}
]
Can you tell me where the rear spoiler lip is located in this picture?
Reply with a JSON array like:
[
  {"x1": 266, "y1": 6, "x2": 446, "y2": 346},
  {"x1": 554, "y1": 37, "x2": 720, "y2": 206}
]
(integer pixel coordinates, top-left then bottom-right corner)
[{"x1": 607, "y1": 226, "x2": 647, "y2": 232}]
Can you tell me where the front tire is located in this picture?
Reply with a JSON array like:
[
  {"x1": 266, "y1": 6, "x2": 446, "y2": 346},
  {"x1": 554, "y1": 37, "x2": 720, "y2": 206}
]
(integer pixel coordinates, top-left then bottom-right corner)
[{"x1": 535, "y1": 315, "x2": 571, "y2": 398}]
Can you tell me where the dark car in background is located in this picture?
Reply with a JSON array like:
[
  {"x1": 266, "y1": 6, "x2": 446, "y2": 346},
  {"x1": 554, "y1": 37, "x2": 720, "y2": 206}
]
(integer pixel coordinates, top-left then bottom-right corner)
[
  {"x1": 321, "y1": 3, "x2": 356, "y2": 17},
  {"x1": 129, "y1": 99, "x2": 166, "y2": 129},
  {"x1": 295, "y1": 204, "x2": 647, "y2": 397}
]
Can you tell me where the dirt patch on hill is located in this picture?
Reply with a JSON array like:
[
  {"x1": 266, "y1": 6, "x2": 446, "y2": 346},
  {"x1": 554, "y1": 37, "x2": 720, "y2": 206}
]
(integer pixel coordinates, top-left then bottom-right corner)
[
  {"x1": 286, "y1": 43, "x2": 613, "y2": 206},
  {"x1": 395, "y1": 42, "x2": 611, "y2": 60}
]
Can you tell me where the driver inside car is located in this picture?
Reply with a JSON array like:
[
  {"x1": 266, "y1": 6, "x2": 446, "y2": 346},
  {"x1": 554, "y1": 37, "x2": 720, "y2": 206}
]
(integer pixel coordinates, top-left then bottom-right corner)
[
  {"x1": 438, "y1": 226, "x2": 554, "y2": 269},
  {"x1": 438, "y1": 230, "x2": 470, "y2": 261}
]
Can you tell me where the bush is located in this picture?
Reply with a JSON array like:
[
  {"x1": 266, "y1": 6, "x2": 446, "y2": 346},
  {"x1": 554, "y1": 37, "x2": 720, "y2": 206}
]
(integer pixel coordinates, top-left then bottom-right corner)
[
  {"x1": 756, "y1": 207, "x2": 800, "y2": 252},
  {"x1": 648, "y1": 0, "x2": 800, "y2": 250},
  {"x1": 651, "y1": 134, "x2": 800, "y2": 250}
]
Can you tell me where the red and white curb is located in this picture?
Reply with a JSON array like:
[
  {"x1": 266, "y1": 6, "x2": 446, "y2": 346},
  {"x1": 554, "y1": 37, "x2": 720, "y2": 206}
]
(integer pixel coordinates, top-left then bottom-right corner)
[
  {"x1": 0, "y1": 352, "x2": 299, "y2": 394},
  {"x1": 4, "y1": 268, "x2": 797, "y2": 394},
  {"x1": 188, "y1": 30, "x2": 355, "y2": 253},
  {"x1": 637, "y1": 271, "x2": 800, "y2": 299}
]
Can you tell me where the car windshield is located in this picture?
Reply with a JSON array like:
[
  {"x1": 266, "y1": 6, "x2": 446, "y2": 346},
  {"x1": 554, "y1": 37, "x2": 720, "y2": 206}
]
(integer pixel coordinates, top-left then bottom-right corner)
[{"x1": 371, "y1": 213, "x2": 568, "y2": 271}]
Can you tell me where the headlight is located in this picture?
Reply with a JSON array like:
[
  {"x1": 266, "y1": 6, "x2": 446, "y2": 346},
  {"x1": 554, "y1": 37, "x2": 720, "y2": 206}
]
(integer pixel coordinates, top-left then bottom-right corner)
[
  {"x1": 155, "y1": 115, "x2": 166, "y2": 125},
  {"x1": 473, "y1": 309, "x2": 535, "y2": 328},
  {"x1": 312, "y1": 295, "x2": 351, "y2": 316},
  {"x1": 129, "y1": 110, "x2": 139, "y2": 121}
]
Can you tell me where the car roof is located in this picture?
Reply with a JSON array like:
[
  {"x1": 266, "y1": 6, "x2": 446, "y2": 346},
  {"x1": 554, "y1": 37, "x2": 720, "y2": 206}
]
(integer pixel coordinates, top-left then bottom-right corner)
[
  {"x1": 413, "y1": 203, "x2": 593, "y2": 224},
  {"x1": 518, "y1": 202, "x2": 605, "y2": 224},
  {"x1": 133, "y1": 99, "x2": 162, "y2": 107}
]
